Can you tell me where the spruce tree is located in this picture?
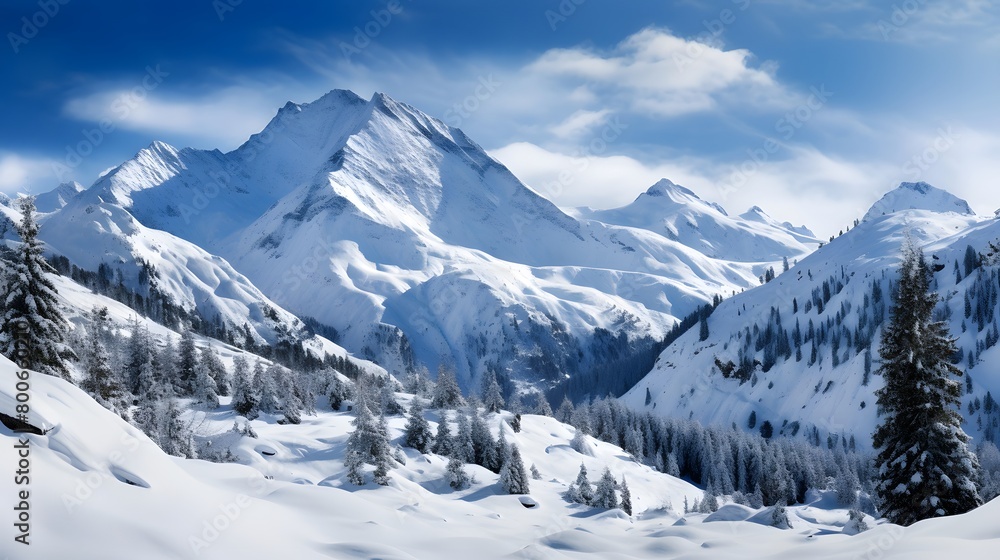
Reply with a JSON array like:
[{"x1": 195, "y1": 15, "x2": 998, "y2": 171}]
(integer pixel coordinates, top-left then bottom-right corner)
[
  {"x1": 873, "y1": 242, "x2": 981, "y2": 525},
  {"x1": 593, "y1": 467, "x2": 619, "y2": 509},
  {"x1": 481, "y1": 369, "x2": 505, "y2": 413},
  {"x1": 81, "y1": 307, "x2": 129, "y2": 419},
  {"x1": 498, "y1": 444, "x2": 529, "y2": 494},
  {"x1": 230, "y1": 356, "x2": 259, "y2": 419},
  {"x1": 431, "y1": 364, "x2": 465, "y2": 408},
  {"x1": 176, "y1": 327, "x2": 199, "y2": 395},
  {"x1": 1, "y1": 196, "x2": 74, "y2": 378},
  {"x1": 432, "y1": 411, "x2": 454, "y2": 456},
  {"x1": 620, "y1": 475, "x2": 633, "y2": 515},
  {"x1": 572, "y1": 463, "x2": 594, "y2": 505},
  {"x1": 344, "y1": 393, "x2": 393, "y2": 485},
  {"x1": 447, "y1": 450, "x2": 470, "y2": 490},
  {"x1": 404, "y1": 399, "x2": 433, "y2": 453}
]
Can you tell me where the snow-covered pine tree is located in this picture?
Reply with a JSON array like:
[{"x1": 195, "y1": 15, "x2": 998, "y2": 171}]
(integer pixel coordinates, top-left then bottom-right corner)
[
  {"x1": 432, "y1": 411, "x2": 454, "y2": 456},
  {"x1": 431, "y1": 364, "x2": 465, "y2": 408},
  {"x1": 873, "y1": 241, "x2": 981, "y2": 525},
  {"x1": 530, "y1": 463, "x2": 542, "y2": 480},
  {"x1": 200, "y1": 346, "x2": 230, "y2": 396},
  {"x1": 446, "y1": 449, "x2": 470, "y2": 490},
  {"x1": 0, "y1": 196, "x2": 74, "y2": 379},
  {"x1": 123, "y1": 318, "x2": 154, "y2": 395},
  {"x1": 379, "y1": 380, "x2": 405, "y2": 416},
  {"x1": 572, "y1": 463, "x2": 594, "y2": 505},
  {"x1": 453, "y1": 410, "x2": 475, "y2": 463},
  {"x1": 176, "y1": 327, "x2": 199, "y2": 395},
  {"x1": 327, "y1": 376, "x2": 349, "y2": 411},
  {"x1": 510, "y1": 413, "x2": 521, "y2": 433},
  {"x1": 620, "y1": 475, "x2": 633, "y2": 515},
  {"x1": 80, "y1": 307, "x2": 129, "y2": 419},
  {"x1": 404, "y1": 399, "x2": 433, "y2": 453},
  {"x1": 257, "y1": 364, "x2": 282, "y2": 414},
  {"x1": 481, "y1": 369, "x2": 505, "y2": 413},
  {"x1": 534, "y1": 395, "x2": 553, "y2": 417},
  {"x1": 498, "y1": 444, "x2": 529, "y2": 494},
  {"x1": 344, "y1": 393, "x2": 393, "y2": 485},
  {"x1": 231, "y1": 356, "x2": 259, "y2": 419},
  {"x1": 556, "y1": 397, "x2": 574, "y2": 423},
  {"x1": 470, "y1": 408, "x2": 495, "y2": 467},
  {"x1": 593, "y1": 467, "x2": 619, "y2": 509}
]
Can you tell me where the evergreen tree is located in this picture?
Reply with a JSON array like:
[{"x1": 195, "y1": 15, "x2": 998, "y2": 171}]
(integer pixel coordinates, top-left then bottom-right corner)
[
  {"x1": 571, "y1": 463, "x2": 594, "y2": 505},
  {"x1": 447, "y1": 450, "x2": 470, "y2": 490},
  {"x1": 873, "y1": 242, "x2": 981, "y2": 525},
  {"x1": 404, "y1": 399, "x2": 433, "y2": 453},
  {"x1": 200, "y1": 346, "x2": 230, "y2": 396},
  {"x1": 327, "y1": 376, "x2": 349, "y2": 411},
  {"x1": 379, "y1": 380, "x2": 406, "y2": 416},
  {"x1": 257, "y1": 364, "x2": 282, "y2": 414},
  {"x1": 344, "y1": 393, "x2": 393, "y2": 485},
  {"x1": 534, "y1": 395, "x2": 553, "y2": 417},
  {"x1": 230, "y1": 356, "x2": 259, "y2": 419},
  {"x1": 122, "y1": 317, "x2": 153, "y2": 394},
  {"x1": 453, "y1": 410, "x2": 475, "y2": 462},
  {"x1": 431, "y1": 365, "x2": 465, "y2": 408},
  {"x1": 510, "y1": 413, "x2": 521, "y2": 433},
  {"x1": 176, "y1": 327, "x2": 199, "y2": 394},
  {"x1": 81, "y1": 307, "x2": 129, "y2": 419},
  {"x1": 0, "y1": 196, "x2": 74, "y2": 378},
  {"x1": 556, "y1": 397, "x2": 575, "y2": 423},
  {"x1": 481, "y1": 369, "x2": 505, "y2": 413},
  {"x1": 432, "y1": 411, "x2": 454, "y2": 456},
  {"x1": 620, "y1": 475, "x2": 633, "y2": 515},
  {"x1": 498, "y1": 444, "x2": 530, "y2": 494},
  {"x1": 530, "y1": 464, "x2": 542, "y2": 480},
  {"x1": 593, "y1": 467, "x2": 619, "y2": 509}
]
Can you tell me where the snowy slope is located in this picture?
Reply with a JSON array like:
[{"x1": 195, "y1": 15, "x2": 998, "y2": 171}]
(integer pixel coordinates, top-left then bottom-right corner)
[
  {"x1": 42, "y1": 89, "x2": 780, "y2": 391},
  {"x1": 624, "y1": 183, "x2": 1000, "y2": 448},
  {"x1": 3, "y1": 356, "x2": 1000, "y2": 559},
  {"x1": 574, "y1": 178, "x2": 819, "y2": 262}
]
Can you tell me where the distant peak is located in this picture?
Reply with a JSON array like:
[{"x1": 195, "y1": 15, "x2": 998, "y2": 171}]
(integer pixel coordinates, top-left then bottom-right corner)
[
  {"x1": 863, "y1": 181, "x2": 975, "y2": 222},
  {"x1": 643, "y1": 179, "x2": 698, "y2": 199}
]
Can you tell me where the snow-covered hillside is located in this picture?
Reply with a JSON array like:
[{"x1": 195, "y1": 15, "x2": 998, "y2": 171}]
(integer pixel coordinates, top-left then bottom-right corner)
[
  {"x1": 624, "y1": 182, "x2": 1000, "y2": 449},
  {"x1": 3, "y1": 355, "x2": 999, "y2": 559},
  {"x1": 35, "y1": 90, "x2": 799, "y2": 394}
]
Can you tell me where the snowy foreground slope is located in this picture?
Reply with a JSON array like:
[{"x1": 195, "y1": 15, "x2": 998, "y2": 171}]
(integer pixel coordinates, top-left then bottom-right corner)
[
  {"x1": 624, "y1": 183, "x2": 1000, "y2": 448},
  {"x1": 3, "y1": 359, "x2": 1000, "y2": 559}
]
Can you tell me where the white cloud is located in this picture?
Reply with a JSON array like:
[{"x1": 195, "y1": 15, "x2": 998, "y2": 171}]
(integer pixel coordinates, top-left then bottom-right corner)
[
  {"x1": 62, "y1": 85, "x2": 298, "y2": 150},
  {"x1": 525, "y1": 27, "x2": 797, "y2": 117},
  {"x1": 549, "y1": 110, "x2": 612, "y2": 139},
  {"x1": 0, "y1": 152, "x2": 62, "y2": 196}
]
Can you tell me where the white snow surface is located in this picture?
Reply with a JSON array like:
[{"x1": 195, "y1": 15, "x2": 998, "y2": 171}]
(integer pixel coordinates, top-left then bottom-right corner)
[{"x1": 2, "y1": 357, "x2": 999, "y2": 559}]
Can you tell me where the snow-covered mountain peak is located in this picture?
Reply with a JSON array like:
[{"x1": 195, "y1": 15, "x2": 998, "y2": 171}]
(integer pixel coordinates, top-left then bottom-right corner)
[
  {"x1": 863, "y1": 181, "x2": 975, "y2": 222},
  {"x1": 35, "y1": 181, "x2": 84, "y2": 212}
]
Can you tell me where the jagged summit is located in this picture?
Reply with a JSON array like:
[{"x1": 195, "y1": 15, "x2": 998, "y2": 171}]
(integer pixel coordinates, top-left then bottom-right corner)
[{"x1": 862, "y1": 181, "x2": 975, "y2": 222}]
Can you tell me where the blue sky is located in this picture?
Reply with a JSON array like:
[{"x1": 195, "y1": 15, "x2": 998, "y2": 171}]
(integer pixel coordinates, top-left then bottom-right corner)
[{"x1": 1, "y1": 0, "x2": 998, "y2": 236}]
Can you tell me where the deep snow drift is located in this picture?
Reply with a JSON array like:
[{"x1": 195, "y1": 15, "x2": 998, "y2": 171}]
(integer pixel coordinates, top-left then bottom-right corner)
[{"x1": 3, "y1": 357, "x2": 1000, "y2": 558}]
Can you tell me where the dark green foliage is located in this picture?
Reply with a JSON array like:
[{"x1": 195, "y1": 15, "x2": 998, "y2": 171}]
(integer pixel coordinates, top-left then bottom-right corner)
[{"x1": 873, "y1": 242, "x2": 981, "y2": 525}]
